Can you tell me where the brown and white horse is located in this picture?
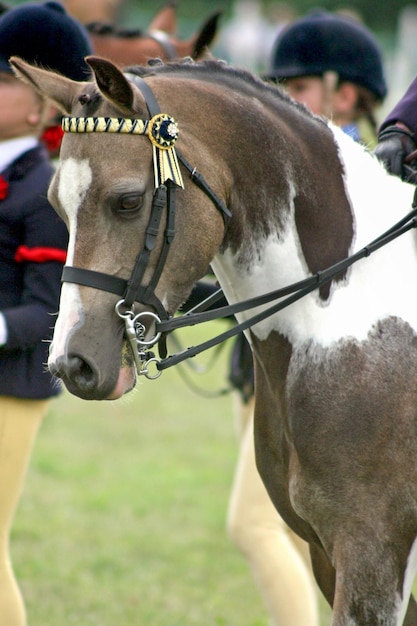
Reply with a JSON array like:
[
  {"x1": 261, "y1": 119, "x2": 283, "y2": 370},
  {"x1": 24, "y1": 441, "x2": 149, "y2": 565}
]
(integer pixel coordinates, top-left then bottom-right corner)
[
  {"x1": 87, "y1": 2, "x2": 221, "y2": 65},
  {"x1": 11, "y1": 55, "x2": 417, "y2": 625}
]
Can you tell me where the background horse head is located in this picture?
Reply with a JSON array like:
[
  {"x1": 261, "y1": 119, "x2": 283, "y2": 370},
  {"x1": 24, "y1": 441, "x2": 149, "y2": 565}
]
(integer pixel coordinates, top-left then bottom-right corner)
[
  {"x1": 11, "y1": 55, "x2": 417, "y2": 625},
  {"x1": 87, "y1": 2, "x2": 221, "y2": 64}
]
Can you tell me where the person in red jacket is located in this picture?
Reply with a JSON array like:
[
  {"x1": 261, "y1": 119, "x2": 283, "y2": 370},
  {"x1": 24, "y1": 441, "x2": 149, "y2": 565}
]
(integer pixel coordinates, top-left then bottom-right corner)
[{"x1": 0, "y1": 3, "x2": 92, "y2": 624}]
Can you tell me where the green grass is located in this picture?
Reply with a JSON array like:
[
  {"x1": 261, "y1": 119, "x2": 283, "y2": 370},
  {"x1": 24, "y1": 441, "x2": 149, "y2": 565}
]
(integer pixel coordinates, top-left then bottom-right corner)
[{"x1": 13, "y1": 324, "x2": 333, "y2": 625}]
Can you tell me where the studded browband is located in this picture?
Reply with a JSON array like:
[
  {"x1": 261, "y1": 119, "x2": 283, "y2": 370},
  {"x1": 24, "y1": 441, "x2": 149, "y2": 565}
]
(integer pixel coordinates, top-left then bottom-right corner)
[{"x1": 62, "y1": 112, "x2": 184, "y2": 189}]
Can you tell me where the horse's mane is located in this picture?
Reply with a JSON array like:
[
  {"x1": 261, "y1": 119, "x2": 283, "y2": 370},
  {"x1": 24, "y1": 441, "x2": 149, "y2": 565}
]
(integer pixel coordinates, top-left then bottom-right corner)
[{"x1": 125, "y1": 58, "x2": 319, "y2": 123}]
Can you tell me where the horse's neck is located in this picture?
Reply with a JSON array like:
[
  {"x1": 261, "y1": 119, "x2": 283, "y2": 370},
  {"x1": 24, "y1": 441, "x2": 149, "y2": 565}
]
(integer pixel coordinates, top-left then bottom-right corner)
[
  {"x1": 213, "y1": 114, "x2": 354, "y2": 299},
  {"x1": 211, "y1": 123, "x2": 417, "y2": 350}
]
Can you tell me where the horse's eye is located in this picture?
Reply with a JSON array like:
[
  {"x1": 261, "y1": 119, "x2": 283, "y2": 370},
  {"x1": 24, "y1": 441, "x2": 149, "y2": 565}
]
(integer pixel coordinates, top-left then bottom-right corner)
[{"x1": 116, "y1": 193, "x2": 144, "y2": 216}]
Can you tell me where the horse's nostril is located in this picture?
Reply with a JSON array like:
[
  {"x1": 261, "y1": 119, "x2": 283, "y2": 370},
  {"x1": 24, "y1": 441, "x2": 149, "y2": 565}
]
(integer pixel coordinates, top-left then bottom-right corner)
[
  {"x1": 49, "y1": 354, "x2": 99, "y2": 394},
  {"x1": 66, "y1": 355, "x2": 97, "y2": 392}
]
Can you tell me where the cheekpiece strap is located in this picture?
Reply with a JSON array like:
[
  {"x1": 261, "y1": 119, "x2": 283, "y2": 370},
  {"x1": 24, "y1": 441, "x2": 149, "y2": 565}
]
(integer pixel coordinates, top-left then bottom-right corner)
[{"x1": 61, "y1": 114, "x2": 184, "y2": 189}]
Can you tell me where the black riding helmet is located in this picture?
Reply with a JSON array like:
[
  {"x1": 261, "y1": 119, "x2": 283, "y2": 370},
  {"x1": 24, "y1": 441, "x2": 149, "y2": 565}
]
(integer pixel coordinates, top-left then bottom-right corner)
[
  {"x1": 266, "y1": 10, "x2": 387, "y2": 102},
  {"x1": 0, "y1": 1, "x2": 92, "y2": 81}
]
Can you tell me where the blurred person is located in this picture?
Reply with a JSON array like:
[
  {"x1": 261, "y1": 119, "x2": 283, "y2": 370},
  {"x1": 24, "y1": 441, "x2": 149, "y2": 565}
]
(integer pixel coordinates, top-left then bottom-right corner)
[
  {"x1": 216, "y1": 0, "x2": 272, "y2": 73},
  {"x1": 226, "y1": 376, "x2": 320, "y2": 626},
  {"x1": 266, "y1": 9, "x2": 387, "y2": 148},
  {"x1": 0, "y1": 2, "x2": 92, "y2": 624}
]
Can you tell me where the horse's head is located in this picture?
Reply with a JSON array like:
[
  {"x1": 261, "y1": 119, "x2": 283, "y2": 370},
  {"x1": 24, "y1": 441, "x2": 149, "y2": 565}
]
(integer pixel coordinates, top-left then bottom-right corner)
[
  {"x1": 87, "y1": 4, "x2": 222, "y2": 65},
  {"x1": 11, "y1": 55, "x2": 227, "y2": 400}
]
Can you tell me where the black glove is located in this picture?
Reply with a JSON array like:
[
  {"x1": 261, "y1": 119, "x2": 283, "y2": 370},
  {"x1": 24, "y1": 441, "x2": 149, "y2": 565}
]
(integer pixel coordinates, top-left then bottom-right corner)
[{"x1": 374, "y1": 125, "x2": 417, "y2": 183}]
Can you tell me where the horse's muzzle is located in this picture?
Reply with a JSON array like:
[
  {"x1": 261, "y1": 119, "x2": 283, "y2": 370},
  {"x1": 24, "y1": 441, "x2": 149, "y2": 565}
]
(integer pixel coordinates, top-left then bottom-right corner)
[{"x1": 49, "y1": 353, "x2": 134, "y2": 400}]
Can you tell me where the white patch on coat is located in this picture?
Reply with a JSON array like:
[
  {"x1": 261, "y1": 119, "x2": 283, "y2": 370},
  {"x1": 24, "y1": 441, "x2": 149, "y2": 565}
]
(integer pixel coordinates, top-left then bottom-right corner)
[
  {"x1": 399, "y1": 536, "x2": 417, "y2": 625},
  {"x1": 48, "y1": 158, "x2": 92, "y2": 363},
  {"x1": 212, "y1": 124, "x2": 417, "y2": 350}
]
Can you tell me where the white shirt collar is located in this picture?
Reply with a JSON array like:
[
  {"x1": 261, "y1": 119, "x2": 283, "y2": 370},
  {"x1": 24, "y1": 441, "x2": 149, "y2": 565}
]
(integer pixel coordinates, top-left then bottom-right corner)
[{"x1": 0, "y1": 136, "x2": 39, "y2": 174}]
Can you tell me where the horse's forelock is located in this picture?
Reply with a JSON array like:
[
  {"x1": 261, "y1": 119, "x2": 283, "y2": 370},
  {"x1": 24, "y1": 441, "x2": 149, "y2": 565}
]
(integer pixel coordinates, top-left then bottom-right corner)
[{"x1": 76, "y1": 85, "x2": 103, "y2": 116}]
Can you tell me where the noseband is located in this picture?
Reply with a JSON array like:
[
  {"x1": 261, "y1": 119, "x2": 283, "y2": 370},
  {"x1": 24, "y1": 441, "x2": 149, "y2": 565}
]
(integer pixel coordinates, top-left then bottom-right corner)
[{"x1": 60, "y1": 73, "x2": 230, "y2": 377}]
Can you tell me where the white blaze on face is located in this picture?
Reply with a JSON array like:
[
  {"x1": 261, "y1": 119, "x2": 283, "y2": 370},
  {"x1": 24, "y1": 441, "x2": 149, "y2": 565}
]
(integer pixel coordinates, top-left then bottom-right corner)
[{"x1": 49, "y1": 158, "x2": 93, "y2": 363}]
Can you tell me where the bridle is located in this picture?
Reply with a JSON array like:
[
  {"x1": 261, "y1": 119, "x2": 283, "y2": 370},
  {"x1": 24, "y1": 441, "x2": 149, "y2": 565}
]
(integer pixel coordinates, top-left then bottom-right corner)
[
  {"x1": 60, "y1": 73, "x2": 230, "y2": 377},
  {"x1": 87, "y1": 23, "x2": 180, "y2": 63},
  {"x1": 60, "y1": 73, "x2": 417, "y2": 380},
  {"x1": 146, "y1": 29, "x2": 178, "y2": 60}
]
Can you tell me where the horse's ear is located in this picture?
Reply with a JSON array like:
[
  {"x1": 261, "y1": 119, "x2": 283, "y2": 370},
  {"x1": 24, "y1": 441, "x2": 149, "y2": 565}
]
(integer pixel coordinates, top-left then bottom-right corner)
[
  {"x1": 9, "y1": 56, "x2": 81, "y2": 115},
  {"x1": 86, "y1": 55, "x2": 134, "y2": 112},
  {"x1": 191, "y1": 11, "x2": 222, "y2": 60},
  {"x1": 148, "y1": 1, "x2": 177, "y2": 35}
]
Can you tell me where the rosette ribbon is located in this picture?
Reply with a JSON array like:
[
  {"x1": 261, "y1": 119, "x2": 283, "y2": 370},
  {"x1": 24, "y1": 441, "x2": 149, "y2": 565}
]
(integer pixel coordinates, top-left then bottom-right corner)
[{"x1": 61, "y1": 113, "x2": 184, "y2": 189}]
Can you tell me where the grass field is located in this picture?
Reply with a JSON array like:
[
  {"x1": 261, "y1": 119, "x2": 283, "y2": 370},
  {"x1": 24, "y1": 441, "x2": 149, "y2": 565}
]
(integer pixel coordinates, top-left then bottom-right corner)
[{"x1": 14, "y1": 324, "x2": 331, "y2": 625}]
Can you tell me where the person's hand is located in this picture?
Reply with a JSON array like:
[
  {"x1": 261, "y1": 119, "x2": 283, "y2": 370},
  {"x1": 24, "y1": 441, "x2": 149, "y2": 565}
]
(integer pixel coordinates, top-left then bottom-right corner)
[{"x1": 374, "y1": 124, "x2": 417, "y2": 183}]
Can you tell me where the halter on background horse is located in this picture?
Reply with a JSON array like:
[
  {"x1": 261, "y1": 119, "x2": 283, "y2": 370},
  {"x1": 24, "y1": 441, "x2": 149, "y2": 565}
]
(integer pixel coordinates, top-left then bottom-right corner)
[
  {"x1": 11, "y1": 55, "x2": 417, "y2": 625},
  {"x1": 87, "y1": 2, "x2": 221, "y2": 65}
]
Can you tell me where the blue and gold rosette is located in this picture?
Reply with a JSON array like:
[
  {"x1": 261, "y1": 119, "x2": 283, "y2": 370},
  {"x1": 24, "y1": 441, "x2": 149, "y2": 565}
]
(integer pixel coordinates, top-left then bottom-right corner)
[{"x1": 146, "y1": 113, "x2": 183, "y2": 189}]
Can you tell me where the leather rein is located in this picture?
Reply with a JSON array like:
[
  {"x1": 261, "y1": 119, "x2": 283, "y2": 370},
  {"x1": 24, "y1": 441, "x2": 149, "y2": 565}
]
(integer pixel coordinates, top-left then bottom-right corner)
[{"x1": 60, "y1": 76, "x2": 417, "y2": 379}]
